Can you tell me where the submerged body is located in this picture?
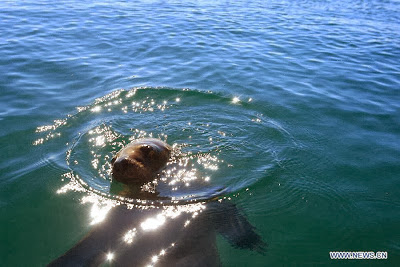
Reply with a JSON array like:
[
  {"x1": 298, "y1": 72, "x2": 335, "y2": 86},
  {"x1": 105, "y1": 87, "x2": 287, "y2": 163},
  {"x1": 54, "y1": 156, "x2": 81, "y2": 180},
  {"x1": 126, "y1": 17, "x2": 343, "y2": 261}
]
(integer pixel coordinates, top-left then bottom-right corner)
[
  {"x1": 48, "y1": 201, "x2": 264, "y2": 266},
  {"x1": 49, "y1": 138, "x2": 265, "y2": 266}
]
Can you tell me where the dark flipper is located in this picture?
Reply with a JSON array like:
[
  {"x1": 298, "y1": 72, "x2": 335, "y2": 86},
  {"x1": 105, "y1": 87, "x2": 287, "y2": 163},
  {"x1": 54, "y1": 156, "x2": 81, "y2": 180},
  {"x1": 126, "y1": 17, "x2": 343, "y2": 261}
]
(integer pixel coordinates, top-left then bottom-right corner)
[{"x1": 209, "y1": 201, "x2": 267, "y2": 254}]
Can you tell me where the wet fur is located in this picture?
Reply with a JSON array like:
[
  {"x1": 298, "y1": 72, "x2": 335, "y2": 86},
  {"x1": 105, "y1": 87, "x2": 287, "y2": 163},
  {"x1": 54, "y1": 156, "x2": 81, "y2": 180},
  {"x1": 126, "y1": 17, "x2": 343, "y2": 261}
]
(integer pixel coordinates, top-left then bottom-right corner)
[{"x1": 111, "y1": 138, "x2": 171, "y2": 186}]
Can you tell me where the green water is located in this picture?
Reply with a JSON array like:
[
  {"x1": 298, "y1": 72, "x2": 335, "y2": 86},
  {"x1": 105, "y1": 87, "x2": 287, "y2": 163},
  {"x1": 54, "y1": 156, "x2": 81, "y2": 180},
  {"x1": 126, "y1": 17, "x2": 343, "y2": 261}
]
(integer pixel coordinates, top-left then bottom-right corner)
[{"x1": 1, "y1": 0, "x2": 400, "y2": 266}]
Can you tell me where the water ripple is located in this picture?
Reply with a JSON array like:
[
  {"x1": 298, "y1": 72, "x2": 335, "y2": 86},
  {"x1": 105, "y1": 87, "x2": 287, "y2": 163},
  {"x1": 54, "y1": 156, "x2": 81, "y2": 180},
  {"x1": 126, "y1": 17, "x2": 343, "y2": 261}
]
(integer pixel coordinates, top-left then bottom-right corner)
[{"x1": 34, "y1": 88, "x2": 294, "y2": 204}]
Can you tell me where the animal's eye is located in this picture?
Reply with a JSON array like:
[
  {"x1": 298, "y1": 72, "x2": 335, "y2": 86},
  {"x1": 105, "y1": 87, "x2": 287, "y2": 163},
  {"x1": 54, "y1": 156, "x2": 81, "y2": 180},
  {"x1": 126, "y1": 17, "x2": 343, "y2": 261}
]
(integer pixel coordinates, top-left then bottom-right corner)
[{"x1": 140, "y1": 145, "x2": 152, "y2": 154}]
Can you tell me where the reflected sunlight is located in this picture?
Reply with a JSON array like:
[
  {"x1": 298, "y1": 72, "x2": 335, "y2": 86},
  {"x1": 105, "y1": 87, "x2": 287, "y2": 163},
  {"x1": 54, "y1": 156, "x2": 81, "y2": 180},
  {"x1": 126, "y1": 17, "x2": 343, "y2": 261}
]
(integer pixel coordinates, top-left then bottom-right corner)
[
  {"x1": 232, "y1": 96, "x2": 240, "y2": 104},
  {"x1": 152, "y1": 255, "x2": 158, "y2": 263},
  {"x1": 95, "y1": 135, "x2": 105, "y2": 146},
  {"x1": 123, "y1": 228, "x2": 137, "y2": 244},
  {"x1": 106, "y1": 252, "x2": 114, "y2": 261},
  {"x1": 89, "y1": 202, "x2": 112, "y2": 225},
  {"x1": 141, "y1": 214, "x2": 166, "y2": 231},
  {"x1": 91, "y1": 106, "x2": 102, "y2": 112}
]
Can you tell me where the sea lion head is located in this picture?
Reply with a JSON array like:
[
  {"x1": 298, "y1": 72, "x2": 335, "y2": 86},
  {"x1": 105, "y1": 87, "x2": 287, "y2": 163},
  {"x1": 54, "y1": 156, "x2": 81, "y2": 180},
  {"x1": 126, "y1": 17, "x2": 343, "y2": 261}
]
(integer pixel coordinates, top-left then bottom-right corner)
[{"x1": 111, "y1": 138, "x2": 171, "y2": 186}]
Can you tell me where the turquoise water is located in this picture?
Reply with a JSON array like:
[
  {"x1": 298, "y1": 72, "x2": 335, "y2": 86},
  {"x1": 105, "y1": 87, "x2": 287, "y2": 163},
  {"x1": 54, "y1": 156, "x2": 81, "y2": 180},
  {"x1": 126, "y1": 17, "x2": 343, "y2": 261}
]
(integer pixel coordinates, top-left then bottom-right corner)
[{"x1": 1, "y1": 0, "x2": 400, "y2": 265}]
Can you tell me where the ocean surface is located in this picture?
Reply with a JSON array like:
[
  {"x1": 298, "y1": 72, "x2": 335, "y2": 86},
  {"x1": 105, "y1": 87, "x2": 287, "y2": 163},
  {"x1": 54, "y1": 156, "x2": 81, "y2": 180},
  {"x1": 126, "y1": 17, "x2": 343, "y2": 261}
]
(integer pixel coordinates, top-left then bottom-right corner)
[{"x1": 1, "y1": 0, "x2": 400, "y2": 266}]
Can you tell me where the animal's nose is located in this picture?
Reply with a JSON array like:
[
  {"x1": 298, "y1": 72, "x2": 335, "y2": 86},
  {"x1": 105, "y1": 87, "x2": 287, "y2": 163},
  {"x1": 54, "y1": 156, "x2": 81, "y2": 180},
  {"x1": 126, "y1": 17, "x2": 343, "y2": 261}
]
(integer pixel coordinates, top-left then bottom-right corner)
[{"x1": 113, "y1": 158, "x2": 130, "y2": 172}]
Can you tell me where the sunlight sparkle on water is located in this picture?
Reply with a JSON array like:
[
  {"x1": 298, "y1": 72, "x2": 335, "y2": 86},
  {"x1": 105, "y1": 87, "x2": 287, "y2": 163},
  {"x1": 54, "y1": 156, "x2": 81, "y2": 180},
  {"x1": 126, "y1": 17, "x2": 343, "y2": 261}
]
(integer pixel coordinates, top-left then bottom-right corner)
[
  {"x1": 123, "y1": 228, "x2": 137, "y2": 244},
  {"x1": 95, "y1": 135, "x2": 105, "y2": 146},
  {"x1": 89, "y1": 202, "x2": 112, "y2": 225},
  {"x1": 141, "y1": 214, "x2": 166, "y2": 231},
  {"x1": 91, "y1": 106, "x2": 102, "y2": 112},
  {"x1": 106, "y1": 252, "x2": 114, "y2": 261},
  {"x1": 152, "y1": 255, "x2": 159, "y2": 263}
]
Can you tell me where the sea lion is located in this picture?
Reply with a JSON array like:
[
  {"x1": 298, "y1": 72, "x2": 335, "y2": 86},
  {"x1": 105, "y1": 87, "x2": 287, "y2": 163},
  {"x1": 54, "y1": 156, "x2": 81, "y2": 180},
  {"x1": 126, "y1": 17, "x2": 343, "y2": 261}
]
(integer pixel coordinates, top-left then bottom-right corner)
[
  {"x1": 111, "y1": 138, "x2": 171, "y2": 185},
  {"x1": 48, "y1": 138, "x2": 265, "y2": 266}
]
